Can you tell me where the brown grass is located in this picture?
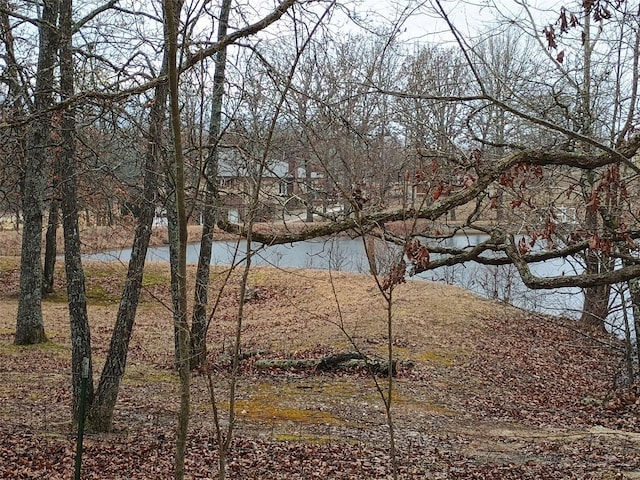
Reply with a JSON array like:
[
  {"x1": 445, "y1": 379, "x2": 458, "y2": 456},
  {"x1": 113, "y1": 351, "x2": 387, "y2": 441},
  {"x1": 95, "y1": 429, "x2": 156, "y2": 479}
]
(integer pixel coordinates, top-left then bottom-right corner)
[
  {"x1": 0, "y1": 223, "x2": 208, "y2": 257},
  {"x1": 0, "y1": 255, "x2": 637, "y2": 478}
]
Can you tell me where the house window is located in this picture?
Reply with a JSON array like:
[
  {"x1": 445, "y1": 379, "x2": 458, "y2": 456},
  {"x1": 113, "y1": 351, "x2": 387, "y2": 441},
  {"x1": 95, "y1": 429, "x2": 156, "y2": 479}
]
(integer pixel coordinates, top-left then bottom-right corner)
[{"x1": 279, "y1": 180, "x2": 289, "y2": 196}]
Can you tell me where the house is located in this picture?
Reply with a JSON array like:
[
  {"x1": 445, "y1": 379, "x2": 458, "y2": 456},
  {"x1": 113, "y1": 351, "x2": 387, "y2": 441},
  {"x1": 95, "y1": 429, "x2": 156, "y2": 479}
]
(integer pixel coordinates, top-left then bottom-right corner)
[{"x1": 217, "y1": 149, "x2": 294, "y2": 222}]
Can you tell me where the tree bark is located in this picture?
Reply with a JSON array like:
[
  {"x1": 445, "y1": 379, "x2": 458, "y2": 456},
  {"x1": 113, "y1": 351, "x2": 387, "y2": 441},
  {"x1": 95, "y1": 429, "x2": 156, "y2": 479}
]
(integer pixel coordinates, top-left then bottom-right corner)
[
  {"x1": 15, "y1": 0, "x2": 60, "y2": 345},
  {"x1": 576, "y1": 10, "x2": 610, "y2": 331},
  {"x1": 580, "y1": 281, "x2": 611, "y2": 331},
  {"x1": 579, "y1": 204, "x2": 611, "y2": 331},
  {"x1": 190, "y1": 0, "x2": 232, "y2": 370},
  {"x1": 0, "y1": 0, "x2": 27, "y2": 237},
  {"x1": 627, "y1": 275, "x2": 640, "y2": 377},
  {"x1": 578, "y1": 167, "x2": 612, "y2": 332},
  {"x1": 305, "y1": 155, "x2": 314, "y2": 222},
  {"x1": 166, "y1": 178, "x2": 181, "y2": 364},
  {"x1": 164, "y1": 0, "x2": 189, "y2": 476},
  {"x1": 59, "y1": 0, "x2": 95, "y2": 420}
]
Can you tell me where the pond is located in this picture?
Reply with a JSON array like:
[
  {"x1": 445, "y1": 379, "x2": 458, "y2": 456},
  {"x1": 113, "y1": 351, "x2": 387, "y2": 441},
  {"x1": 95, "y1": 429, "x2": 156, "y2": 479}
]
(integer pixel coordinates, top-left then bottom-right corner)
[{"x1": 84, "y1": 232, "x2": 584, "y2": 320}]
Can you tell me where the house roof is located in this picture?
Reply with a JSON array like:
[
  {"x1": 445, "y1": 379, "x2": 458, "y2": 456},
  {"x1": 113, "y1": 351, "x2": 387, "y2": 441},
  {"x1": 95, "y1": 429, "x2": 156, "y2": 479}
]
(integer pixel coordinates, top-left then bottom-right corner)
[{"x1": 218, "y1": 150, "x2": 291, "y2": 179}]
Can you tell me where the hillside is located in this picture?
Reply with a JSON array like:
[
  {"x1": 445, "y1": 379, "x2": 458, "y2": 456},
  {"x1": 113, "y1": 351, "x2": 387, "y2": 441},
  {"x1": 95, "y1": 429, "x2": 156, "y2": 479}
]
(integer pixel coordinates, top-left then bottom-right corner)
[{"x1": 0, "y1": 258, "x2": 638, "y2": 479}]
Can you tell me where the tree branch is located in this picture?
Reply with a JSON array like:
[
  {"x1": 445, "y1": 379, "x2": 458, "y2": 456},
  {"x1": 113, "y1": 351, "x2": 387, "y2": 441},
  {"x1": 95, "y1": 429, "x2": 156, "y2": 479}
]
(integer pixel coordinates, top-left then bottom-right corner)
[
  {"x1": 73, "y1": 0, "x2": 118, "y2": 33},
  {"x1": 505, "y1": 235, "x2": 640, "y2": 289},
  {"x1": 0, "y1": 0, "x2": 299, "y2": 129}
]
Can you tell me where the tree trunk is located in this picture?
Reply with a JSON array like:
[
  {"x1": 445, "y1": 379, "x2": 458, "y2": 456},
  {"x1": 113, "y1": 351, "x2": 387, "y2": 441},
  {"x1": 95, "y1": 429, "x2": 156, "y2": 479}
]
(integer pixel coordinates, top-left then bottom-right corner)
[
  {"x1": 579, "y1": 172, "x2": 611, "y2": 332},
  {"x1": 577, "y1": 10, "x2": 610, "y2": 331},
  {"x1": 580, "y1": 282, "x2": 610, "y2": 330},
  {"x1": 87, "y1": 56, "x2": 169, "y2": 433},
  {"x1": 59, "y1": 0, "x2": 95, "y2": 420},
  {"x1": 579, "y1": 204, "x2": 612, "y2": 331},
  {"x1": 15, "y1": 0, "x2": 60, "y2": 345},
  {"x1": 0, "y1": 0, "x2": 28, "y2": 231},
  {"x1": 42, "y1": 199, "x2": 59, "y2": 295},
  {"x1": 190, "y1": 0, "x2": 231, "y2": 370},
  {"x1": 579, "y1": 207, "x2": 611, "y2": 331},
  {"x1": 627, "y1": 276, "x2": 640, "y2": 377},
  {"x1": 166, "y1": 179, "x2": 181, "y2": 364},
  {"x1": 164, "y1": 0, "x2": 190, "y2": 474},
  {"x1": 365, "y1": 235, "x2": 377, "y2": 276},
  {"x1": 305, "y1": 156, "x2": 314, "y2": 222}
]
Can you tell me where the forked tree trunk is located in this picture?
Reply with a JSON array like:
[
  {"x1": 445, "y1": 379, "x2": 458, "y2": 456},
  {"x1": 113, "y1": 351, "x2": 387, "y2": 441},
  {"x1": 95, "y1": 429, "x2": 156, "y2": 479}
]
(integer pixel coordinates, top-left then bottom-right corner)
[{"x1": 87, "y1": 55, "x2": 169, "y2": 433}]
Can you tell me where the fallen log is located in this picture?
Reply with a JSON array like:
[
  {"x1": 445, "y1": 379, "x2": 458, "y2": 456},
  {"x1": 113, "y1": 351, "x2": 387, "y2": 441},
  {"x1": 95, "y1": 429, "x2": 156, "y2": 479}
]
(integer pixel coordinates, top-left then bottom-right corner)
[
  {"x1": 253, "y1": 352, "x2": 397, "y2": 376},
  {"x1": 252, "y1": 359, "x2": 317, "y2": 370}
]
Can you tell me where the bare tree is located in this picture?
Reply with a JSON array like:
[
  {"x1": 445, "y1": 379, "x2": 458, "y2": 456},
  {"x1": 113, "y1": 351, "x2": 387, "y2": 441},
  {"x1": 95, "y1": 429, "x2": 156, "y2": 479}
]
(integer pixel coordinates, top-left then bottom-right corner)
[
  {"x1": 87, "y1": 28, "x2": 170, "y2": 434},
  {"x1": 190, "y1": 0, "x2": 232, "y2": 371},
  {"x1": 163, "y1": 0, "x2": 190, "y2": 474},
  {"x1": 217, "y1": 0, "x2": 640, "y2": 338},
  {"x1": 14, "y1": 0, "x2": 61, "y2": 345}
]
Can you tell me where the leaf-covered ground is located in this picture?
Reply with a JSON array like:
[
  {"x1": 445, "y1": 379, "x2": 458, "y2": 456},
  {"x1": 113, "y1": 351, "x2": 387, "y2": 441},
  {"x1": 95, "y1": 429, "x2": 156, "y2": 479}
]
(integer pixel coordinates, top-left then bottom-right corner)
[{"x1": 0, "y1": 257, "x2": 638, "y2": 479}]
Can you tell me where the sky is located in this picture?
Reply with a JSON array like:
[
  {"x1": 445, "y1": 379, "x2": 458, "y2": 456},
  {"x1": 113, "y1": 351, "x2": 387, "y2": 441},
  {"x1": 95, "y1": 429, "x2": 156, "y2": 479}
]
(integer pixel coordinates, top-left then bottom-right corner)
[{"x1": 348, "y1": 0, "x2": 563, "y2": 45}]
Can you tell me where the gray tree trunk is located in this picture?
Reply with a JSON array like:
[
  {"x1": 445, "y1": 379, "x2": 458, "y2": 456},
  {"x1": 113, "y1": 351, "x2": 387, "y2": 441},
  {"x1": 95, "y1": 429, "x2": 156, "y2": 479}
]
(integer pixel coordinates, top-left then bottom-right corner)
[
  {"x1": 305, "y1": 156, "x2": 314, "y2": 222},
  {"x1": 59, "y1": 0, "x2": 95, "y2": 420},
  {"x1": 190, "y1": 0, "x2": 231, "y2": 370},
  {"x1": 166, "y1": 162, "x2": 181, "y2": 364},
  {"x1": 87, "y1": 57, "x2": 169, "y2": 433},
  {"x1": 580, "y1": 281, "x2": 611, "y2": 330},
  {"x1": 15, "y1": 0, "x2": 60, "y2": 345},
  {"x1": 164, "y1": 0, "x2": 190, "y2": 474},
  {"x1": 627, "y1": 275, "x2": 640, "y2": 377}
]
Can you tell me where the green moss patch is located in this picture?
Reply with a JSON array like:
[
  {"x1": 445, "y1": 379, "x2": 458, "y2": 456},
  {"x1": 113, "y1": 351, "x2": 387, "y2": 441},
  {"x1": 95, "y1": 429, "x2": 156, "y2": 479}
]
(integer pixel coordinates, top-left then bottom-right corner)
[
  {"x1": 236, "y1": 401, "x2": 342, "y2": 425},
  {"x1": 142, "y1": 271, "x2": 169, "y2": 287},
  {"x1": 123, "y1": 365, "x2": 178, "y2": 386},
  {"x1": 0, "y1": 257, "x2": 18, "y2": 270},
  {"x1": 249, "y1": 271, "x2": 267, "y2": 283},
  {"x1": 413, "y1": 350, "x2": 454, "y2": 366},
  {"x1": 84, "y1": 266, "x2": 114, "y2": 279},
  {"x1": 235, "y1": 383, "x2": 343, "y2": 425},
  {"x1": 44, "y1": 284, "x2": 119, "y2": 305},
  {"x1": 0, "y1": 340, "x2": 69, "y2": 357}
]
